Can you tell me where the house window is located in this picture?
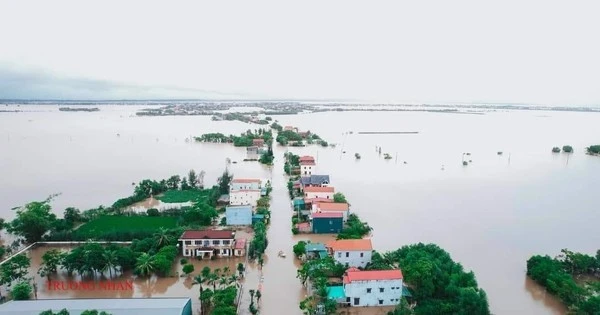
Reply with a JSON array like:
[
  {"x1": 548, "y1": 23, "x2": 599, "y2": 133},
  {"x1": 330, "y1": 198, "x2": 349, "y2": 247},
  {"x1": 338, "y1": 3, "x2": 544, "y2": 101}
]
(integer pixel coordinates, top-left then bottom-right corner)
[
  {"x1": 337, "y1": 252, "x2": 341, "y2": 258},
  {"x1": 360, "y1": 253, "x2": 364, "y2": 257},
  {"x1": 379, "y1": 288, "x2": 384, "y2": 293},
  {"x1": 213, "y1": 240, "x2": 220, "y2": 245},
  {"x1": 346, "y1": 297, "x2": 350, "y2": 303},
  {"x1": 223, "y1": 240, "x2": 231, "y2": 245},
  {"x1": 345, "y1": 252, "x2": 349, "y2": 258},
  {"x1": 329, "y1": 220, "x2": 333, "y2": 225},
  {"x1": 379, "y1": 300, "x2": 383, "y2": 305},
  {"x1": 185, "y1": 241, "x2": 191, "y2": 245},
  {"x1": 366, "y1": 288, "x2": 371, "y2": 293},
  {"x1": 353, "y1": 298, "x2": 360, "y2": 306},
  {"x1": 203, "y1": 241, "x2": 210, "y2": 246},
  {"x1": 194, "y1": 241, "x2": 202, "y2": 245}
]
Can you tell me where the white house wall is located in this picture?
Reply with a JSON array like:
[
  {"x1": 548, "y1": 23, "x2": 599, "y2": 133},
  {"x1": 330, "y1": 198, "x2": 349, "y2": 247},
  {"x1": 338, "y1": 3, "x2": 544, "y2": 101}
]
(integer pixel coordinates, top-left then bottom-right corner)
[
  {"x1": 333, "y1": 250, "x2": 372, "y2": 268},
  {"x1": 229, "y1": 190, "x2": 261, "y2": 206},
  {"x1": 344, "y1": 279, "x2": 404, "y2": 307},
  {"x1": 305, "y1": 191, "x2": 334, "y2": 200}
]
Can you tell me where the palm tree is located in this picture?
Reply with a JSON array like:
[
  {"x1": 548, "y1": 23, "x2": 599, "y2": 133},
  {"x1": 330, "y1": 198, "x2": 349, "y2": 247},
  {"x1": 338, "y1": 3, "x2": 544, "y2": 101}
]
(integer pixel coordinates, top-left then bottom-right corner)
[
  {"x1": 134, "y1": 253, "x2": 156, "y2": 277},
  {"x1": 201, "y1": 266, "x2": 211, "y2": 278},
  {"x1": 199, "y1": 288, "x2": 214, "y2": 315},
  {"x1": 222, "y1": 266, "x2": 230, "y2": 276},
  {"x1": 102, "y1": 250, "x2": 119, "y2": 278},
  {"x1": 218, "y1": 276, "x2": 228, "y2": 289},
  {"x1": 153, "y1": 227, "x2": 174, "y2": 248},
  {"x1": 214, "y1": 268, "x2": 221, "y2": 277},
  {"x1": 207, "y1": 273, "x2": 218, "y2": 291},
  {"x1": 228, "y1": 274, "x2": 238, "y2": 287},
  {"x1": 237, "y1": 263, "x2": 245, "y2": 277}
]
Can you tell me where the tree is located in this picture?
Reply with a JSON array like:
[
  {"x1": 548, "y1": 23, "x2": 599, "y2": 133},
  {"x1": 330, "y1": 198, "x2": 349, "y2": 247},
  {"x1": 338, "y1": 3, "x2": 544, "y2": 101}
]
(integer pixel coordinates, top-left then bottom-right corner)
[
  {"x1": 552, "y1": 147, "x2": 561, "y2": 153},
  {"x1": 81, "y1": 311, "x2": 112, "y2": 315},
  {"x1": 200, "y1": 288, "x2": 214, "y2": 314},
  {"x1": 237, "y1": 263, "x2": 245, "y2": 277},
  {"x1": 0, "y1": 254, "x2": 31, "y2": 290},
  {"x1": 146, "y1": 208, "x2": 160, "y2": 217},
  {"x1": 202, "y1": 266, "x2": 212, "y2": 278},
  {"x1": 39, "y1": 249, "x2": 65, "y2": 279},
  {"x1": 255, "y1": 290, "x2": 262, "y2": 303},
  {"x1": 188, "y1": 170, "x2": 199, "y2": 189},
  {"x1": 39, "y1": 309, "x2": 70, "y2": 315},
  {"x1": 183, "y1": 263, "x2": 195, "y2": 276},
  {"x1": 166, "y1": 175, "x2": 181, "y2": 190},
  {"x1": 11, "y1": 281, "x2": 32, "y2": 300},
  {"x1": 180, "y1": 177, "x2": 190, "y2": 190},
  {"x1": 153, "y1": 227, "x2": 174, "y2": 248},
  {"x1": 562, "y1": 145, "x2": 573, "y2": 153},
  {"x1": 293, "y1": 241, "x2": 307, "y2": 258},
  {"x1": 333, "y1": 192, "x2": 347, "y2": 203},
  {"x1": 249, "y1": 289, "x2": 256, "y2": 305},
  {"x1": 134, "y1": 253, "x2": 156, "y2": 276},
  {"x1": 8, "y1": 198, "x2": 57, "y2": 243},
  {"x1": 63, "y1": 207, "x2": 81, "y2": 226},
  {"x1": 218, "y1": 169, "x2": 233, "y2": 194},
  {"x1": 102, "y1": 250, "x2": 119, "y2": 278}
]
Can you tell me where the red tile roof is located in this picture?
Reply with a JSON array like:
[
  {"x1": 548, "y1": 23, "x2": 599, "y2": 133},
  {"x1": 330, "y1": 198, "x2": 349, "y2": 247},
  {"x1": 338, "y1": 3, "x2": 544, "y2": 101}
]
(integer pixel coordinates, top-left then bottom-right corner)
[
  {"x1": 304, "y1": 186, "x2": 334, "y2": 193},
  {"x1": 312, "y1": 212, "x2": 343, "y2": 218},
  {"x1": 252, "y1": 139, "x2": 265, "y2": 145},
  {"x1": 180, "y1": 230, "x2": 235, "y2": 240},
  {"x1": 300, "y1": 161, "x2": 316, "y2": 166},
  {"x1": 300, "y1": 156, "x2": 315, "y2": 162},
  {"x1": 343, "y1": 269, "x2": 403, "y2": 284},
  {"x1": 326, "y1": 239, "x2": 373, "y2": 251},
  {"x1": 232, "y1": 179, "x2": 261, "y2": 183},
  {"x1": 317, "y1": 203, "x2": 349, "y2": 211}
]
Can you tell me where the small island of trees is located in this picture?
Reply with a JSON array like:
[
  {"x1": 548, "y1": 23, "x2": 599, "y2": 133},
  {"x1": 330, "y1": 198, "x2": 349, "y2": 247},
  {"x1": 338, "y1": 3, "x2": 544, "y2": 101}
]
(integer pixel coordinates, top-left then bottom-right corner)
[
  {"x1": 527, "y1": 248, "x2": 600, "y2": 314},
  {"x1": 586, "y1": 145, "x2": 600, "y2": 155},
  {"x1": 562, "y1": 145, "x2": 573, "y2": 153}
]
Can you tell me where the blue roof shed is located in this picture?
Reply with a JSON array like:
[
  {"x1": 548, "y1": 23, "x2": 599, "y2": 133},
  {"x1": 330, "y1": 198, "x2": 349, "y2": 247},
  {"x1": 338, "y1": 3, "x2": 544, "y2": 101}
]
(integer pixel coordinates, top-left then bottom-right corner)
[{"x1": 226, "y1": 205, "x2": 253, "y2": 225}]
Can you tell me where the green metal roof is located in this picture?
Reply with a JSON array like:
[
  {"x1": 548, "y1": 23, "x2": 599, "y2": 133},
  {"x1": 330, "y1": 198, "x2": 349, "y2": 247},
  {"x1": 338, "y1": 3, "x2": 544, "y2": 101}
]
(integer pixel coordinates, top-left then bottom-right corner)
[
  {"x1": 305, "y1": 242, "x2": 326, "y2": 253},
  {"x1": 293, "y1": 198, "x2": 305, "y2": 206},
  {"x1": 327, "y1": 286, "x2": 345, "y2": 300},
  {"x1": 318, "y1": 251, "x2": 328, "y2": 259}
]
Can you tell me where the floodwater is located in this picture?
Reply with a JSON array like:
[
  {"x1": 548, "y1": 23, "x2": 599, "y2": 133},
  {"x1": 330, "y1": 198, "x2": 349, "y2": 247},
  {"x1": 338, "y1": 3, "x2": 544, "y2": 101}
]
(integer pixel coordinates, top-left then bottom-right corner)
[
  {"x1": 26, "y1": 244, "x2": 256, "y2": 314},
  {"x1": 2, "y1": 105, "x2": 600, "y2": 314}
]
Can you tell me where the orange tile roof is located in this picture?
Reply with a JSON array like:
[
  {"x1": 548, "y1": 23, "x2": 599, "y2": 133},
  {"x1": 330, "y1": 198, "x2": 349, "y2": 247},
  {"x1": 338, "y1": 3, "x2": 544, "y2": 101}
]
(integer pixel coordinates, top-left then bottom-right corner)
[
  {"x1": 232, "y1": 178, "x2": 261, "y2": 183},
  {"x1": 304, "y1": 186, "x2": 334, "y2": 193},
  {"x1": 326, "y1": 239, "x2": 373, "y2": 251},
  {"x1": 343, "y1": 269, "x2": 403, "y2": 284},
  {"x1": 317, "y1": 203, "x2": 349, "y2": 211}
]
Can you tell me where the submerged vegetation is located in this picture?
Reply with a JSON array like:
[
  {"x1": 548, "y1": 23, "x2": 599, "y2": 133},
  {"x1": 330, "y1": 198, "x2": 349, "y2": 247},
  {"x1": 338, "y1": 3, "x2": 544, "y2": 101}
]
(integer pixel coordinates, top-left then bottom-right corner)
[
  {"x1": 527, "y1": 249, "x2": 600, "y2": 314},
  {"x1": 195, "y1": 129, "x2": 273, "y2": 147},
  {"x1": 562, "y1": 145, "x2": 574, "y2": 153},
  {"x1": 586, "y1": 145, "x2": 600, "y2": 155},
  {"x1": 370, "y1": 243, "x2": 490, "y2": 315}
]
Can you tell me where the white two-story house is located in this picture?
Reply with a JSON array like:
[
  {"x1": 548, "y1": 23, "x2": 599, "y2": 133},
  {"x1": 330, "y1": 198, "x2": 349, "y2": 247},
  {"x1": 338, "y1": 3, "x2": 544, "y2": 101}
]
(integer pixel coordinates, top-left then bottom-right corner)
[
  {"x1": 299, "y1": 156, "x2": 315, "y2": 176},
  {"x1": 343, "y1": 268, "x2": 404, "y2": 307},
  {"x1": 230, "y1": 178, "x2": 262, "y2": 206},
  {"x1": 178, "y1": 230, "x2": 236, "y2": 259},
  {"x1": 326, "y1": 239, "x2": 373, "y2": 268}
]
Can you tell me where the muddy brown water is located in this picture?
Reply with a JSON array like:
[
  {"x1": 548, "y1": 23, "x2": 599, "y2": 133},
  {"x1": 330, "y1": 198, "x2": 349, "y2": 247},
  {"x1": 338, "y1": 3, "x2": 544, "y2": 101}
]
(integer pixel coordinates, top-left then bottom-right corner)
[{"x1": 3, "y1": 105, "x2": 600, "y2": 314}]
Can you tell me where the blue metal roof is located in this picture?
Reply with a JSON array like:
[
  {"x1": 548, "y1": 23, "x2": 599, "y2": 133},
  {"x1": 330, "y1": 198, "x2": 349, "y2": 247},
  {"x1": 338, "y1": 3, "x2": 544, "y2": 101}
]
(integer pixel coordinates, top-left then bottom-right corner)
[
  {"x1": 327, "y1": 286, "x2": 345, "y2": 300},
  {"x1": 305, "y1": 243, "x2": 327, "y2": 252}
]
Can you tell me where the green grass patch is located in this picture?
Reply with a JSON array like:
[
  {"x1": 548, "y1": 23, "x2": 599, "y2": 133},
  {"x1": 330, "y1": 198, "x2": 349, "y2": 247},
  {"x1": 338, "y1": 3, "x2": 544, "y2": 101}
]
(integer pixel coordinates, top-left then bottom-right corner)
[
  {"x1": 156, "y1": 189, "x2": 212, "y2": 203},
  {"x1": 77, "y1": 216, "x2": 178, "y2": 236}
]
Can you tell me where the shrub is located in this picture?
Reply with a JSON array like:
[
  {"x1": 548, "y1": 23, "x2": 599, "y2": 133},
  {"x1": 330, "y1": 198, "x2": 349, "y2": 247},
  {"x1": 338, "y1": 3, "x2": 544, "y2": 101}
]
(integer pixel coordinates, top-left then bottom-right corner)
[
  {"x1": 146, "y1": 208, "x2": 160, "y2": 217},
  {"x1": 562, "y1": 145, "x2": 573, "y2": 153}
]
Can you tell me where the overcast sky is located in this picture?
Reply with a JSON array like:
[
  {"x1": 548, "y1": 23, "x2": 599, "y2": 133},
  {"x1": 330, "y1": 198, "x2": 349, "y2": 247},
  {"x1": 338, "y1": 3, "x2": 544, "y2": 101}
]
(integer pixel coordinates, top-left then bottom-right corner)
[{"x1": 1, "y1": 0, "x2": 599, "y2": 105}]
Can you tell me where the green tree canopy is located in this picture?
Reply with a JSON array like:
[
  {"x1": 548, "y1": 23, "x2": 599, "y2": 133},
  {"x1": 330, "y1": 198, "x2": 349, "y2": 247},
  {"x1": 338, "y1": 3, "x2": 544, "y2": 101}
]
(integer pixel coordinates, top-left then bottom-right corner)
[{"x1": 8, "y1": 198, "x2": 57, "y2": 243}]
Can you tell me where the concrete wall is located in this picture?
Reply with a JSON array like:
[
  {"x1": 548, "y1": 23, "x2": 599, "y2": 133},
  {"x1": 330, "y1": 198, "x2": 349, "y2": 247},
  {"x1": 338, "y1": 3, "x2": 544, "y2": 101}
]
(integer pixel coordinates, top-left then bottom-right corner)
[{"x1": 304, "y1": 191, "x2": 333, "y2": 200}]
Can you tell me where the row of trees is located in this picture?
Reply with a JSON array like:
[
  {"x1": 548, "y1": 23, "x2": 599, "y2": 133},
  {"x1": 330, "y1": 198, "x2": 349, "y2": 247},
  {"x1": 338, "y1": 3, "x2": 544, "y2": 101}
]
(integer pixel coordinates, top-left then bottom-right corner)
[
  {"x1": 192, "y1": 266, "x2": 241, "y2": 315},
  {"x1": 527, "y1": 249, "x2": 600, "y2": 314},
  {"x1": 365, "y1": 243, "x2": 490, "y2": 315},
  {"x1": 587, "y1": 145, "x2": 600, "y2": 154},
  {"x1": 196, "y1": 129, "x2": 273, "y2": 147},
  {"x1": 40, "y1": 310, "x2": 111, "y2": 315}
]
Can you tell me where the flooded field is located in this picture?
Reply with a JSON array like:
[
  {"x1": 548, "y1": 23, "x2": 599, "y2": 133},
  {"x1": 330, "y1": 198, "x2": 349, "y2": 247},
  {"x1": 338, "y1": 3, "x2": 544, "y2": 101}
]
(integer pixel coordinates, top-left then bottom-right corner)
[{"x1": 2, "y1": 105, "x2": 600, "y2": 314}]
